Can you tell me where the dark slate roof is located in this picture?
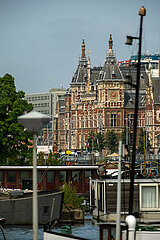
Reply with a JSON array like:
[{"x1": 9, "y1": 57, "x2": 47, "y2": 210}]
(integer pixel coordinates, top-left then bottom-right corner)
[
  {"x1": 97, "y1": 53, "x2": 123, "y2": 81},
  {"x1": 124, "y1": 90, "x2": 146, "y2": 108},
  {"x1": 121, "y1": 66, "x2": 147, "y2": 108},
  {"x1": 90, "y1": 67, "x2": 102, "y2": 84},
  {"x1": 120, "y1": 65, "x2": 148, "y2": 90},
  {"x1": 71, "y1": 59, "x2": 88, "y2": 84},
  {"x1": 152, "y1": 78, "x2": 160, "y2": 103},
  {"x1": 102, "y1": 63, "x2": 123, "y2": 80}
]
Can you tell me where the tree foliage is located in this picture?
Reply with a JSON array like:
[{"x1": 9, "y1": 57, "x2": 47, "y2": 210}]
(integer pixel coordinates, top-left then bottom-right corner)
[
  {"x1": 47, "y1": 152, "x2": 63, "y2": 165},
  {"x1": 94, "y1": 132, "x2": 105, "y2": 153},
  {"x1": 87, "y1": 131, "x2": 105, "y2": 153},
  {"x1": 121, "y1": 127, "x2": 127, "y2": 145},
  {"x1": 0, "y1": 74, "x2": 33, "y2": 164},
  {"x1": 87, "y1": 131, "x2": 96, "y2": 152},
  {"x1": 105, "y1": 130, "x2": 118, "y2": 153},
  {"x1": 60, "y1": 182, "x2": 84, "y2": 209}
]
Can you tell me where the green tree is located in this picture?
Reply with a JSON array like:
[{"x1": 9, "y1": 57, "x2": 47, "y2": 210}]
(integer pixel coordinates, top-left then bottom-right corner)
[
  {"x1": 87, "y1": 131, "x2": 96, "y2": 153},
  {"x1": 121, "y1": 127, "x2": 127, "y2": 145},
  {"x1": 0, "y1": 74, "x2": 33, "y2": 165},
  {"x1": 60, "y1": 182, "x2": 84, "y2": 209},
  {"x1": 138, "y1": 128, "x2": 151, "y2": 154},
  {"x1": 46, "y1": 152, "x2": 62, "y2": 165},
  {"x1": 105, "y1": 130, "x2": 118, "y2": 153},
  {"x1": 94, "y1": 132, "x2": 105, "y2": 153}
]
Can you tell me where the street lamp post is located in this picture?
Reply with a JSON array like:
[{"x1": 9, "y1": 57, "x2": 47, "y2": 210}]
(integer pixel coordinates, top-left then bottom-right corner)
[
  {"x1": 125, "y1": 6, "x2": 146, "y2": 215},
  {"x1": 18, "y1": 111, "x2": 51, "y2": 240}
]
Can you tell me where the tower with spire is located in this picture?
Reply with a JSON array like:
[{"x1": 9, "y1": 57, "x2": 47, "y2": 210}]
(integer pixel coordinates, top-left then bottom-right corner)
[
  {"x1": 105, "y1": 34, "x2": 116, "y2": 64},
  {"x1": 81, "y1": 39, "x2": 86, "y2": 59},
  {"x1": 71, "y1": 39, "x2": 88, "y2": 84}
]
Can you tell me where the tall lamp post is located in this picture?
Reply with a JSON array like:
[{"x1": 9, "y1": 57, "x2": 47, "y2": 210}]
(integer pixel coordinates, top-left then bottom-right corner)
[
  {"x1": 125, "y1": 6, "x2": 146, "y2": 215},
  {"x1": 18, "y1": 111, "x2": 51, "y2": 240}
]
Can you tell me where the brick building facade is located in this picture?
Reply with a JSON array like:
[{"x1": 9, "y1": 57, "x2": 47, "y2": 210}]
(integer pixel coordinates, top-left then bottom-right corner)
[{"x1": 53, "y1": 35, "x2": 160, "y2": 154}]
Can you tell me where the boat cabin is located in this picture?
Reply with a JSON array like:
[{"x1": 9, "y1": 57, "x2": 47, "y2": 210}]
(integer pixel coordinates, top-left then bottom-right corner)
[
  {"x1": 0, "y1": 166, "x2": 98, "y2": 194},
  {"x1": 90, "y1": 178, "x2": 160, "y2": 222}
]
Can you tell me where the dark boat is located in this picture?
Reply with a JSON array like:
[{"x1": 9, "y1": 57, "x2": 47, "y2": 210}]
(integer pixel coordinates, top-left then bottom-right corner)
[{"x1": 0, "y1": 190, "x2": 63, "y2": 225}]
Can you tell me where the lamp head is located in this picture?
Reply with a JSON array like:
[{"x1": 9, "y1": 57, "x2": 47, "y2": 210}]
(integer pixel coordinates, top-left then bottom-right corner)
[
  {"x1": 125, "y1": 74, "x2": 132, "y2": 83},
  {"x1": 139, "y1": 6, "x2": 146, "y2": 16},
  {"x1": 125, "y1": 36, "x2": 133, "y2": 45},
  {"x1": 18, "y1": 111, "x2": 51, "y2": 133}
]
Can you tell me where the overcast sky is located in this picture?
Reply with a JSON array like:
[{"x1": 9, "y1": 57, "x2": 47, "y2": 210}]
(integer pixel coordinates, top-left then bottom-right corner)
[{"x1": 0, "y1": 0, "x2": 159, "y2": 94}]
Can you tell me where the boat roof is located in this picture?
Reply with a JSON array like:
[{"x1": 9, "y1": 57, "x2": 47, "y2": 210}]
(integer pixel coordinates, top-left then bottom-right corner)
[{"x1": 0, "y1": 165, "x2": 99, "y2": 170}]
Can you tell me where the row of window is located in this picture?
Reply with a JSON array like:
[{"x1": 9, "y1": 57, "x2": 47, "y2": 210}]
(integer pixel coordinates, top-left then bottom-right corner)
[
  {"x1": 62, "y1": 112, "x2": 147, "y2": 130},
  {"x1": 34, "y1": 103, "x2": 49, "y2": 108},
  {"x1": 41, "y1": 110, "x2": 49, "y2": 114},
  {"x1": 0, "y1": 170, "x2": 91, "y2": 184},
  {"x1": 26, "y1": 96, "x2": 49, "y2": 101},
  {"x1": 141, "y1": 62, "x2": 159, "y2": 70}
]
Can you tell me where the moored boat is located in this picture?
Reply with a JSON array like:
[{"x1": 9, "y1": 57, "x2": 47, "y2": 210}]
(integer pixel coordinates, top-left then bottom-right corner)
[{"x1": 0, "y1": 190, "x2": 63, "y2": 225}]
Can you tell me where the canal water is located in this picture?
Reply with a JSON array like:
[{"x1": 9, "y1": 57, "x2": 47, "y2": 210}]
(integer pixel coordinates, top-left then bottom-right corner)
[{"x1": 0, "y1": 215, "x2": 100, "y2": 240}]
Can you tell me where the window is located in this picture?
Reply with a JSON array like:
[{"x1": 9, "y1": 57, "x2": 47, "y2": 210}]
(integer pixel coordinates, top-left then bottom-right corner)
[
  {"x1": 21, "y1": 171, "x2": 30, "y2": 180},
  {"x1": 127, "y1": 114, "x2": 135, "y2": 128},
  {"x1": 85, "y1": 171, "x2": 91, "y2": 179},
  {"x1": 140, "y1": 184, "x2": 160, "y2": 210},
  {"x1": 111, "y1": 114, "x2": 117, "y2": 127},
  {"x1": 38, "y1": 171, "x2": 42, "y2": 183},
  {"x1": 8, "y1": 171, "x2": 16, "y2": 182},
  {"x1": 43, "y1": 206, "x2": 50, "y2": 215},
  {"x1": 98, "y1": 182, "x2": 105, "y2": 211},
  {"x1": 47, "y1": 171, "x2": 54, "y2": 183},
  {"x1": 72, "y1": 171, "x2": 80, "y2": 182},
  {"x1": 111, "y1": 73, "x2": 116, "y2": 79},
  {"x1": 59, "y1": 171, "x2": 66, "y2": 182}
]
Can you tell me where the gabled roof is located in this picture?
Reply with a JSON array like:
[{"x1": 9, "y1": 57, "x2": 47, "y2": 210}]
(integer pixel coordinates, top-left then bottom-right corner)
[
  {"x1": 98, "y1": 63, "x2": 123, "y2": 81},
  {"x1": 120, "y1": 65, "x2": 148, "y2": 90}
]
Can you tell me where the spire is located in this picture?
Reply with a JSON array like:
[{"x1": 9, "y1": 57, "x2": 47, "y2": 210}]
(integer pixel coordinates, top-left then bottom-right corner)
[
  {"x1": 81, "y1": 39, "x2": 86, "y2": 59},
  {"x1": 108, "y1": 34, "x2": 113, "y2": 56}
]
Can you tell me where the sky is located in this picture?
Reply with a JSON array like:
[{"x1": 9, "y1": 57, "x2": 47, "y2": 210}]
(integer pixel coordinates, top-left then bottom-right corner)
[{"x1": 0, "y1": 0, "x2": 159, "y2": 94}]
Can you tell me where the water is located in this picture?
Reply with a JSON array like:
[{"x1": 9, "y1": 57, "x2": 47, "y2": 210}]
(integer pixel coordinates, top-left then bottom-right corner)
[
  {"x1": 0, "y1": 225, "x2": 43, "y2": 240},
  {"x1": 0, "y1": 215, "x2": 99, "y2": 240}
]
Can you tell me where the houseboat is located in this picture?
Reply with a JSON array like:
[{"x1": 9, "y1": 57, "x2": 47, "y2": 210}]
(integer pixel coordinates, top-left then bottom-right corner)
[
  {"x1": 90, "y1": 177, "x2": 160, "y2": 239},
  {"x1": 0, "y1": 165, "x2": 98, "y2": 194},
  {"x1": 90, "y1": 177, "x2": 160, "y2": 222}
]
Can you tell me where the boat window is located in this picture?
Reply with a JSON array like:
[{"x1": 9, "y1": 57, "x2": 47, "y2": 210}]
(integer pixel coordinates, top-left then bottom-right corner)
[
  {"x1": 37, "y1": 171, "x2": 42, "y2": 183},
  {"x1": 47, "y1": 171, "x2": 54, "y2": 183},
  {"x1": 43, "y1": 206, "x2": 49, "y2": 215},
  {"x1": 59, "y1": 171, "x2": 66, "y2": 182},
  {"x1": 140, "y1": 184, "x2": 160, "y2": 210},
  {"x1": 21, "y1": 171, "x2": 30, "y2": 180},
  {"x1": 72, "y1": 171, "x2": 80, "y2": 182},
  {"x1": 8, "y1": 171, "x2": 16, "y2": 182},
  {"x1": 141, "y1": 186, "x2": 156, "y2": 208},
  {"x1": 85, "y1": 171, "x2": 91, "y2": 179}
]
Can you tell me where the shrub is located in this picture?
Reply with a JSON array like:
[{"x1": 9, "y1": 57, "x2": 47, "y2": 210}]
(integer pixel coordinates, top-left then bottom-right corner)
[{"x1": 60, "y1": 182, "x2": 84, "y2": 209}]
